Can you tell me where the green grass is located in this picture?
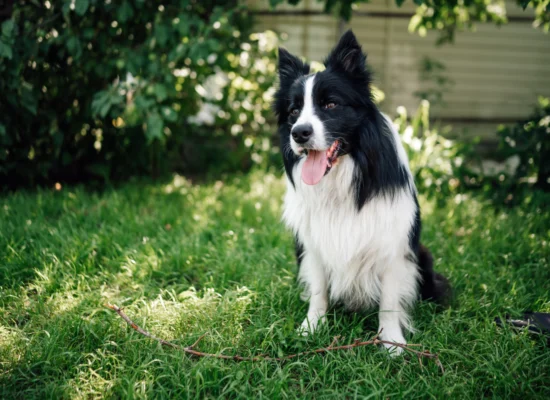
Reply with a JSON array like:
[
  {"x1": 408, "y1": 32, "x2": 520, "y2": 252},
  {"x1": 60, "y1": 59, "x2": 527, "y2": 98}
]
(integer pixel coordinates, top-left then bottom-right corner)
[{"x1": 1, "y1": 170, "x2": 549, "y2": 399}]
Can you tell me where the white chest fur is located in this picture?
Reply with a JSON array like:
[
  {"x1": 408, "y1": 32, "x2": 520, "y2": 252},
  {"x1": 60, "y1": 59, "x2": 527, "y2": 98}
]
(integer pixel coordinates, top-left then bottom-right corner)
[{"x1": 282, "y1": 155, "x2": 417, "y2": 309}]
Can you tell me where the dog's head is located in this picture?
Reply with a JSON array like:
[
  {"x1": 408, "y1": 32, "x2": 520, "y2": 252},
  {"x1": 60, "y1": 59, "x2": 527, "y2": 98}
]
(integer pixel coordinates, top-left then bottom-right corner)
[{"x1": 274, "y1": 30, "x2": 375, "y2": 185}]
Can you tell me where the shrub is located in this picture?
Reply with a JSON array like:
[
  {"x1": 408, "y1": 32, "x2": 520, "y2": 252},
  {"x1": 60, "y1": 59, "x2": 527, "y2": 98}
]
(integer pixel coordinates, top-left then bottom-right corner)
[
  {"x1": 394, "y1": 97, "x2": 550, "y2": 207},
  {"x1": 497, "y1": 96, "x2": 550, "y2": 192},
  {"x1": 393, "y1": 100, "x2": 475, "y2": 201},
  {"x1": 0, "y1": 1, "x2": 278, "y2": 188}
]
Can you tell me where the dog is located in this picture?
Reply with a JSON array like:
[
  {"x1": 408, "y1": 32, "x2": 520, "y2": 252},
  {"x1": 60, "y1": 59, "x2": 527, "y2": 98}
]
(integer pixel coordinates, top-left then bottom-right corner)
[{"x1": 274, "y1": 30, "x2": 450, "y2": 354}]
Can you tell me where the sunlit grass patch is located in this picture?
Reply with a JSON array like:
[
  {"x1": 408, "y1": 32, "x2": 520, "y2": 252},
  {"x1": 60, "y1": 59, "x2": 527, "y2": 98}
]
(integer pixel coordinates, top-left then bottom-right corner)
[
  {"x1": 0, "y1": 325, "x2": 26, "y2": 369},
  {"x1": 108, "y1": 287, "x2": 256, "y2": 348}
]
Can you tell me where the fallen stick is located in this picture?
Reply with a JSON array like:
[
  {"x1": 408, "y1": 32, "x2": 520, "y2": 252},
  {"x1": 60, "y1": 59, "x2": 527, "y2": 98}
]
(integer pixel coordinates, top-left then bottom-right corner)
[{"x1": 105, "y1": 303, "x2": 444, "y2": 372}]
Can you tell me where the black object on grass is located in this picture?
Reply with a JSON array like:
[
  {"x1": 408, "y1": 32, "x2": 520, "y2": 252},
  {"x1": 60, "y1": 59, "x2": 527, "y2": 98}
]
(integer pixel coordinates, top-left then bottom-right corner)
[{"x1": 495, "y1": 312, "x2": 550, "y2": 345}]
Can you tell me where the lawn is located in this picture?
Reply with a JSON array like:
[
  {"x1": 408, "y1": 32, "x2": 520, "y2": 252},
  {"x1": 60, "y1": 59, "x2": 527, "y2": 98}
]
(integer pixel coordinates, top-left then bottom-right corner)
[{"x1": 1, "y1": 170, "x2": 549, "y2": 399}]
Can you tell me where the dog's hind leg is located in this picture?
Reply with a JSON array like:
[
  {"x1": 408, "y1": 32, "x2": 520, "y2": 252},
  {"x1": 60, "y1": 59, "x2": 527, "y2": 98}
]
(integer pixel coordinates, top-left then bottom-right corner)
[
  {"x1": 378, "y1": 256, "x2": 419, "y2": 355},
  {"x1": 418, "y1": 245, "x2": 451, "y2": 304},
  {"x1": 298, "y1": 251, "x2": 328, "y2": 335}
]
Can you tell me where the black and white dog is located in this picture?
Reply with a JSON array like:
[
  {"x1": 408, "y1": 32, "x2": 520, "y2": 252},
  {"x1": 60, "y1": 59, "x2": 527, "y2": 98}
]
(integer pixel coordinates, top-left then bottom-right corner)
[{"x1": 274, "y1": 30, "x2": 449, "y2": 353}]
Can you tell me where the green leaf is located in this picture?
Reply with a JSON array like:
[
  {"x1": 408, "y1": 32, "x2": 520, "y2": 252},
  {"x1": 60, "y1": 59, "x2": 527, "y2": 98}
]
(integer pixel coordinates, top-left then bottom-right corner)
[
  {"x1": 0, "y1": 40, "x2": 13, "y2": 59},
  {"x1": 519, "y1": 0, "x2": 531, "y2": 10},
  {"x1": 161, "y1": 106, "x2": 178, "y2": 122},
  {"x1": 92, "y1": 88, "x2": 123, "y2": 118},
  {"x1": 395, "y1": 0, "x2": 406, "y2": 6},
  {"x1": 20, "y1": 83, "x2": 37, "y2": 115},
  {"x1": 82, "y1": 28, "x2": 95, "y2": 40},
  {"x1": 1, "y1": 20, "x2": 15, "y2": 38},
  {"x1": 146, "y1": 112, "x2": 164, "y2": 141},
  {"x1": 153, "y1": 83, "x2": 168, "y2": 102},
  {"x1": 154, "y1": 24, "x2": 170, "y2": 47},
  {"x1": 99, "y1": 101, "x2": 111, "y2": 118},
  {"x1": 66, "y1": 36, "x2": 82, "y2": 59},
  {"x1": 134, "y1": 95, "x2": 156, "y2": 111},
  {"x1": 75, "y1": 0, "x2": 90, "y2": 16},
  {"x1": 117, "y1": 1, "x2": 134, "y2": 23},
  {"x1": 177, "y1": 18, "x2": 190, "y2": 36},
  {"x1": 92, "y1": 90, "x2": 110, "y2": 118},
  {"x1": 62, "y1": 1, "x2": 71, "y2": 16}
]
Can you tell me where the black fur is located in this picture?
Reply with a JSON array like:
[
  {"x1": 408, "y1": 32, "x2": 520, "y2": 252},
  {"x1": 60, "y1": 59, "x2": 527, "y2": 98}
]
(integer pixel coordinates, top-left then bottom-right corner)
[
  {"x1": 409, "y1": 197, "x2": 422, "y2": 255},
  {"x1": 410, "y1": 199, "x2": 451, "y2": 304},
  {"x1": 274, "y1": 30, "x2": 409, "y2": 209},
  {"x1": 294, "y1": 236, "x2": 305, "y2": 266},
  {"x1": 274, "y1": 48, "x2": 310, "y2": 187},
  {"x1": 417, "y1": 245, "x2": 452, "y2": 304}
]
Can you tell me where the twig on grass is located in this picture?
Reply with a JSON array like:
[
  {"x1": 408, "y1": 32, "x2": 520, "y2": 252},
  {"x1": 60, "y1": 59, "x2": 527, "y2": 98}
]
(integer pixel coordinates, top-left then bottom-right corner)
[
  {"x1": 187, "y1": 333, "x2": 207, "y2": 350},
  {"x1": 105, "y1": 303, "x2": 444, "y2": 372}
]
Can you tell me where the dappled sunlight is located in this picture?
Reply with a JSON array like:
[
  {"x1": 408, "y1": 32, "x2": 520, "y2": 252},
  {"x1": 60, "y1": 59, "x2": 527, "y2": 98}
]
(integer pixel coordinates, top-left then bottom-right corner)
[
  {"x1": 104, "y1": 287, "x2": 256, "y2": 346},
  {"x1": 118, "y1": 249, "x2": 162, "y2": 280},
  {"x1": 242, "y1": 171, "x2": 285, "y2": 215},
  {"x1": 158, "y1": 170, "x2": 286, "y2": 232},
  {"x1": 45, "y1": 290, "x2": 83, "y2": 316},
  {"x1": 0, "y1": 325, "x2": 26, "y2": 366},
  {"x1": 175, "y1": 287, "x2": 254, "y2": 344},
  {"x1": 2, "y1": 174, "x2": 549, "y2": 397},
  {"x1": 65, "y1": 365, "x2": 116, "y2": 400},
  {"x1": 163, "y1": 174, "x2": 194, "y2": 195}
]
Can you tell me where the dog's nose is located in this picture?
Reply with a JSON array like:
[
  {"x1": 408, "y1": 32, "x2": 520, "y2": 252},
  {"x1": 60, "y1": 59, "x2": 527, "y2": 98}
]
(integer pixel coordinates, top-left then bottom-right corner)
[{"x1": 291, "y1": 124, "x2": 313, "y2": 144}]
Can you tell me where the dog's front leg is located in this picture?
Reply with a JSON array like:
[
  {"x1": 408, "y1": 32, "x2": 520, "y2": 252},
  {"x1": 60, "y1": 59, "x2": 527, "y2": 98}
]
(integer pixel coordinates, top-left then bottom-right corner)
[
  {"x1": 298, "y1": 251, "x2": 328, "y2": 335},
  {"x1": 378, "y1": 257, "x2": 419, "y2": 355}
]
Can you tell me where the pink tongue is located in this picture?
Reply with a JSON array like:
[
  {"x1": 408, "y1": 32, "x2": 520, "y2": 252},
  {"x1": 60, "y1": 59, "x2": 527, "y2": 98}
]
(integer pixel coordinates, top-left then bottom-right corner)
[{"x1": 302, "y1": 150, "x2": 328, "y2": 185}]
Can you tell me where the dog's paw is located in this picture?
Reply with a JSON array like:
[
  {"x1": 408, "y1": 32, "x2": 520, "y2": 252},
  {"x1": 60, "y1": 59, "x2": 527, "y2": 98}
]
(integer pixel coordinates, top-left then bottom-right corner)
[
  {"x1": 297, "y1": 315, "x2": 325, "y2": 336},
  {"x1": 297, "y1": 321, "x2": 312, "y2": 336},
  {"x1": 297, "y1": 318, "x2": 316, "y2": 336},
  {"x1": 379, "y1": 329, "x2": 406, "y2": 357},
  {"x1": 381, "y1": 341, "x2": 405, "y2": 356}
]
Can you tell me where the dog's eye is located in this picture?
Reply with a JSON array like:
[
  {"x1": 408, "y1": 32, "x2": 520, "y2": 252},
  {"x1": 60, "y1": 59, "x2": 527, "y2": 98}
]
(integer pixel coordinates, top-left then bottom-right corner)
[
  {"x1": 290, "y1": 109, "x2": 300, "y2": 116},
  {"x1": 324, "y1": 102, "x2": 337, "y2": 109}
]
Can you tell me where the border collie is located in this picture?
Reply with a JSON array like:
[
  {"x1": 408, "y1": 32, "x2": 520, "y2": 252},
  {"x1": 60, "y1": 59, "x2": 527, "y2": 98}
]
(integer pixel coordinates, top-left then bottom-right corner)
[{"x1": 274, "y1": 30, "x2": 450, "y2": 354}]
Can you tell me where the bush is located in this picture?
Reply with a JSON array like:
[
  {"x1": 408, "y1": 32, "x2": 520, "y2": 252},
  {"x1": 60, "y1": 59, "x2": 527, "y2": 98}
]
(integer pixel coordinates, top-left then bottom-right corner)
[
  {"x1": 497, "y1": 96, "x2": 550, "y2": 192},
  {"x1": 394, "y1": 97, "x2": 550, "y2": 207},
  {"x1": 0, "y1": 1, "x2": 278, "y2": 188},
  {"x1": 393, "y1": 100, "x2": 475, "y2": 201}
]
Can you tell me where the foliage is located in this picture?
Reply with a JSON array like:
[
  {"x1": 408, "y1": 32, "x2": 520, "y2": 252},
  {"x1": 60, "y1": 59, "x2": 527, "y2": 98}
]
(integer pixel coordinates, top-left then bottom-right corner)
[
  {"x1": 496, "y1": 96, "x2": 550, "y2": 192},
  {"x1": 408, "y1": 0, "x2": 508, "y2": 44},
  {"x1": 393, "y1": 96, "x2": 550, "y2": 207},
  {"x1": 269, "y1": 0, "x2": 549, "y2": 43},
  {"x1": 521, "y1": 0, "x2": 550, "y2": 32},
  {"x1": 0, "y1": 1, "x2": 278, "y2": 187},
  {"x1": 393, "y1": 100, "x2": 476, "y2": 201},
  {"x1": 410, "y1": 0, "x2": 550, "y2": 43},
  {"x1": 1, "y1": 174, "x2": 550, "y2": 398}
]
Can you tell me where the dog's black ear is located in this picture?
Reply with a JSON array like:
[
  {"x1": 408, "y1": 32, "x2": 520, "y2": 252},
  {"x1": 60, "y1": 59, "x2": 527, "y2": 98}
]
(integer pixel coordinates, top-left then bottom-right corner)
[
  {"x1": 324, "y1": 30, "x2": 367, "y2": 76},
  {"x1": 278, "y1": 47, "x2": 310, "y2": 89}
]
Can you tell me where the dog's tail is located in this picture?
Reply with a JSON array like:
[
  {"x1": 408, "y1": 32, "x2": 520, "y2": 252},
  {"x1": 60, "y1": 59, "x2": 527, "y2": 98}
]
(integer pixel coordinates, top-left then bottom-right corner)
[{"x1": 418, "y1": 244, "x2": 452, "y2": 305}]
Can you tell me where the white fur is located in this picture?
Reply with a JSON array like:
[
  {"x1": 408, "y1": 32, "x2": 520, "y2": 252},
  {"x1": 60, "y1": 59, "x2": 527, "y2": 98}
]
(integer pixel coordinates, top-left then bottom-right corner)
[
  {"x1": 283, "y1": 99, "x2": 420, "y2": 354},
  {"x1": 290, "y1": 75, "x2": 327, "y2": 154}
]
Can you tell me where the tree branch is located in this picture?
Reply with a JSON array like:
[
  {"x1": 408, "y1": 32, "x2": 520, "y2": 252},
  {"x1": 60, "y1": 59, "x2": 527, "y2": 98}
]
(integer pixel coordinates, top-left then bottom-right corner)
[{"x1": 105, "y1": 303, "x2": 444, "y2": 372}]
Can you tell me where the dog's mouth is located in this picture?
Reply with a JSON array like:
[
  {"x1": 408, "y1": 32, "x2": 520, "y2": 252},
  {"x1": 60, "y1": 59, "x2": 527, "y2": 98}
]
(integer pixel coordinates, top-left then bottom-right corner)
[{"x1": 301, "y1": 140, "x2": 342, "y2": 185}]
